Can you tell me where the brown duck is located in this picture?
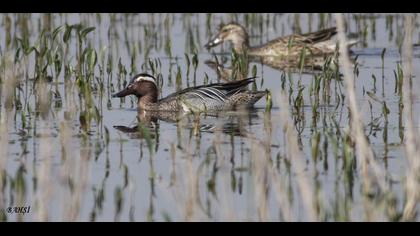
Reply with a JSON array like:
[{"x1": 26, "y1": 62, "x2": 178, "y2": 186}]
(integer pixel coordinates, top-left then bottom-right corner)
[
  {"x1": 205, "y1": 23, "x2": 358, "y2": 59},
  {"x1": 112, "y1": 73, "x2": 267, "y2": 113}
]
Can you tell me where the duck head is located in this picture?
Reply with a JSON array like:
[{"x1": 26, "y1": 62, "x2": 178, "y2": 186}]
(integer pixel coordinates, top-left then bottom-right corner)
[
  {"x1": 205, "y1": 23, "x2": 249, "y2": 53},
  {"x1": 112, "y1": 73, "x2": 158, "y2": 105}
]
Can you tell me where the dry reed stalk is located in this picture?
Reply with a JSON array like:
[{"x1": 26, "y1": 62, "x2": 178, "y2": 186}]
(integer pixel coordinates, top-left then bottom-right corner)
[
  {"x1": 35, "y1": 123, "x2": 53, "y2": 221},
  {"x1": 35, "y1": 121, "x2": 54, "y2": 221},
  {"x1": 157, "y1": 125, "x2": 209, "y2": 221},
  {"x1": 166, "y1": 116, "x2": 200, "y2": 221},
  {"x1": 177, "y1": 117, "x2": 196, "y2": 221},
  {"x1": 243, "y1": 112, "x2": 294, "y2": 221},
  {"x1": 164, "y1": 117, "x2": 232, "y2": 221},
  {"x1": 0, "y1": 117, "x2": 7, "y2": 220},
  {"x1": 0, "y1": 57, "x2": 15, "y2": 220},
  {"x1": 59, "y1": 80, "x2": 90, "y2": 221},
  {"x1": 276, "y1": 91, "x2": 318, "y2": 221},
  {"x1": 264, "y1": 116, "x2": 295, "y2": 221},
  {"x1": 35, "y1": 80, "x2": 54, "y2": 221},
  {"x1": 267, "y1": 161, "x2": 295, "y2": 221},
  {"x1": 184, "y1": 144, "x2": 197, "y2": 221},
  {"x1": 213, "y1": 130, "x2": 236, "y2": 221},
  {"x1": 59, "y1": 81, "x2": 77, "y2": 221},
  {"x1": 334, "y1": 13, "x2": 388, "y2": 197},
  {"x1": 250, "y1": 140, "x2": 269, "y2": 221},
  {"x1": 73, "y1": 136, "x2": 90, "y2": 220},
  {"x1": 401, "y1": 14, "x2": 420, "y2": 221},
  {"x1": 59, "y1": 120, "x2": 76, "y2": 221},
  {"x1": 1, "y1": 52, "x2": 30, "y2": 221},
  {"x1": 70, "y1": 143, "x2": 90, "y2": 221},
  {"x1": 167, "y1": 142, "x2": 184, "y2": 220},
  {"x1": 59, "y1": 132, "x2": 90, "y2": 222}
]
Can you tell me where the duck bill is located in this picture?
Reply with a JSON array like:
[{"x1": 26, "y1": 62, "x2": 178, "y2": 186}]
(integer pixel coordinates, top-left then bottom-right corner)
[
  {"x1": 205, "y1": 35, "x2": 223, "y2": 49},
  {"x1": 112, "y1": 87, "x2": 133, "y2": 98}
]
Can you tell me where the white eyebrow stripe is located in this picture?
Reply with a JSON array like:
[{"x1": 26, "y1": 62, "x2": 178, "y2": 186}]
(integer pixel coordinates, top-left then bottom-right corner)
[{"x1": 135, "y1": 76, "x2": 157, "y2": 85}]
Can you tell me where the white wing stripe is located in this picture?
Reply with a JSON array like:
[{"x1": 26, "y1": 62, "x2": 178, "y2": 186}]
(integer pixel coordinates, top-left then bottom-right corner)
[
  {"x1": 194, "y1": 90, "x2": 218, "y2": 101},
  {"x1": 199, "y1": 88, "x2": 226, "y2": 102},
  {"x1": 189, "y1": 91, "x2": 207, "y2": 101}
]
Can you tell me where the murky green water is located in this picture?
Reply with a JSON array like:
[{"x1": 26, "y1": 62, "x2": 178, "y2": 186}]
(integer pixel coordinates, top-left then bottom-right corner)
[{"x1": 0, "y1": 13, "x2": 419, "y2": 221}]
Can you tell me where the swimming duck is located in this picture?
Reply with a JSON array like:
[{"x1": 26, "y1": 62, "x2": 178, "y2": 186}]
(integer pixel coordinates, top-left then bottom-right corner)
[
  {"x1": 112, "y1": 73, "x2": 267, "y2": 113},
  {"x1": 205, "y1": 23, "x2": 358, "y2": 58}
]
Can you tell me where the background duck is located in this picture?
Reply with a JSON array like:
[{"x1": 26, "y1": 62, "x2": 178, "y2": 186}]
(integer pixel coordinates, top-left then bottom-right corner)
[
  {"x1": 205, "y1": 60, "x2": 239, "y2": 81},
  {"x1": 112, "y1": 73, "x2": 267, "y2": 113},
  {"x1": 205, "y1": 23, "x2": 358, "y2": 58}
]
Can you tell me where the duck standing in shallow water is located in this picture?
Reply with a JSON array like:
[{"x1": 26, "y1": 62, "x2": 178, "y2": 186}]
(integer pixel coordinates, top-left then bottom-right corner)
[
  {"x1": 112, "y1": 73, "x2": 267, "y2": 113},
  {"x1": 205, "y1": 23, "x2": 358, "y2": 58}
]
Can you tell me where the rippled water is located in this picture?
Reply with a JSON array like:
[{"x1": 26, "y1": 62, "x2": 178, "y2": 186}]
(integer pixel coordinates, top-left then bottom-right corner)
[{"x1": 1, "y1": 13, "x2": 419, "y2": 221}]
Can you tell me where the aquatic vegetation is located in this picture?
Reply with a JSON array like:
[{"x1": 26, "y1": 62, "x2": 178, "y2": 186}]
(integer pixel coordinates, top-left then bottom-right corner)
[{"x1": 0, "y1": 13, "x2": 419, "y2": 222}]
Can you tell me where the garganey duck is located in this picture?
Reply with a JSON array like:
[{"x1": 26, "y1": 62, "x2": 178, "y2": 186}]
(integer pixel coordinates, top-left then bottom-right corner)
[
  {"x1": 112, "y1": 73, "x2": 267, "y2": 113},
  {"x1": 205, "y1": 23, "x2": 358, "y2": 59}
]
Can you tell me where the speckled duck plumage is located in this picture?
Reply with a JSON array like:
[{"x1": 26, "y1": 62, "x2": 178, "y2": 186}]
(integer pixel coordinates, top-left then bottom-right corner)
[
  {"x1": 112, "y1": 73, "x2": 267, "y2": 113},
  {"x1": 205, "y1": 23, "x2": 358, "y2": 58}
]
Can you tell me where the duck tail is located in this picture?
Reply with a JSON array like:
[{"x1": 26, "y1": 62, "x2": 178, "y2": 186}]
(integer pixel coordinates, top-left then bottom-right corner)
[
  {"x1": 304, "y1": 27, "x2": 337, "y2": 43},
  {"x1": 244, "y1": 90, "x2": 268, "y2": 107},
  {"x1": 222, "y1": 76, "x2": 256, "y2": 89},
  {"x1": 217, "y1": 77, "x2": 257, "y2": 97},
  {"x1": 253, "y1": 90, "x2": 268, "y2": 101},
  {"x1": 318, "y1": 38, "x2": 359, "y2": 52}
]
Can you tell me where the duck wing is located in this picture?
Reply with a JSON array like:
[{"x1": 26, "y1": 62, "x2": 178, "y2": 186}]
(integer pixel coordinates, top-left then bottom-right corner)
[
  {"x1": 299, "y1": 27, "x2": 337, "y2": 44},
  {"x1": 259, "y1": 27, "x2": 337, "y2": 49},
  {"x1": 159, "y1": 78, "x2": 255, "y2": 104}
]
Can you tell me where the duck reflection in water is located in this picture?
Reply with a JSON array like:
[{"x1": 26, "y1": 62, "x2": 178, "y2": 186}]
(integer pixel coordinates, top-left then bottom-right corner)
[
  {"x1": 204, "y1": 55, "x2": 341, "y2": 82},
  {"x1": 113, "y1": 107, "x2": 261, "y2": 140}
]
